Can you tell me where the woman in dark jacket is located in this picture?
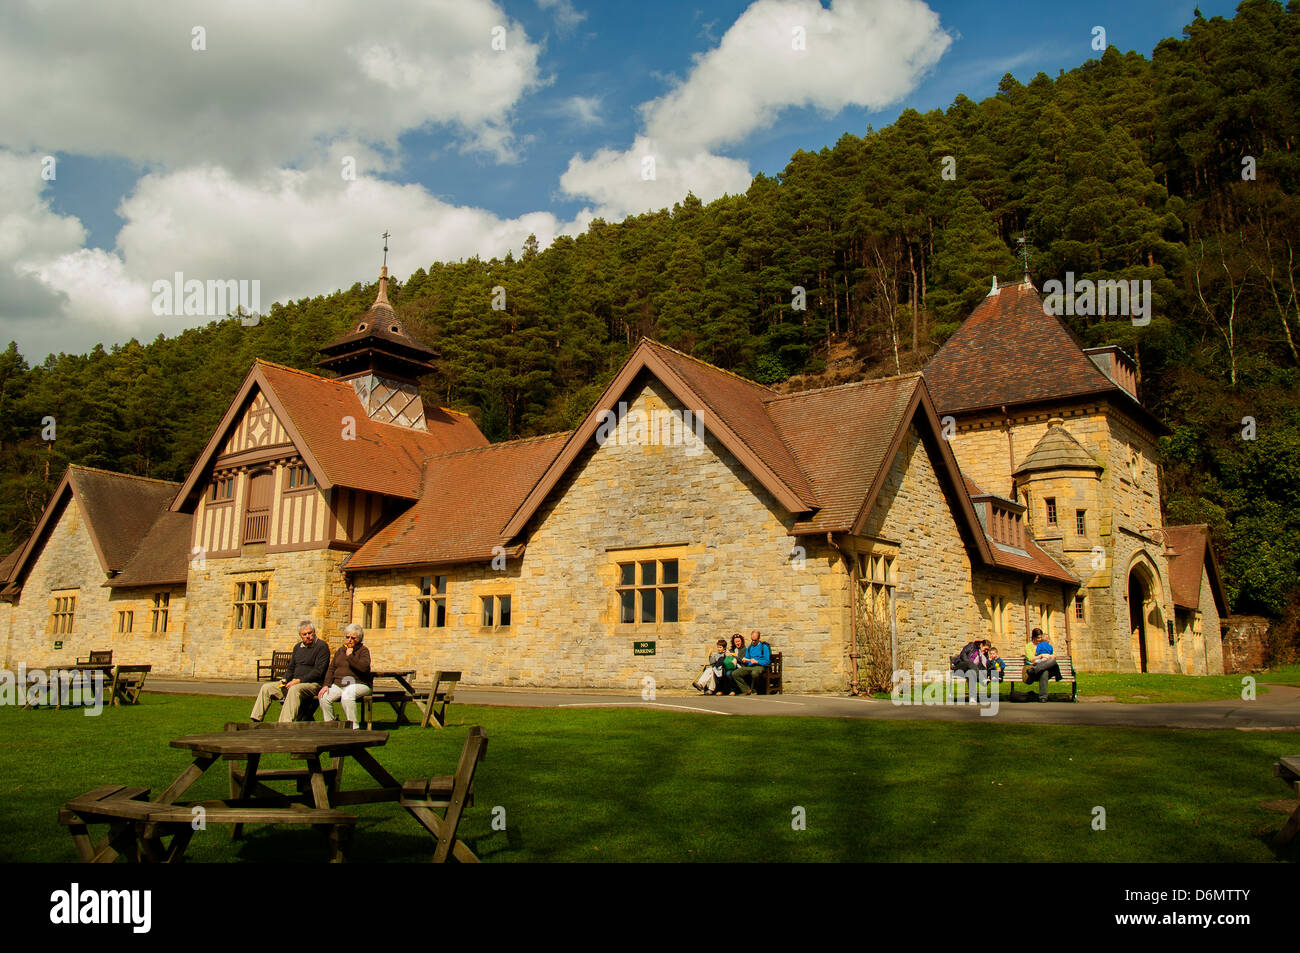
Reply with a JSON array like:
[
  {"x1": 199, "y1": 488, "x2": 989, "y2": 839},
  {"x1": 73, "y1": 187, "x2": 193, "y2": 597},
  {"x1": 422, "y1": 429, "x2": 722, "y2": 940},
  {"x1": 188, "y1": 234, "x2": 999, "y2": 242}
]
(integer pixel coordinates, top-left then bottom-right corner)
[{"x1": 317, "y1": 622, "x2": 373, "y2": 727}]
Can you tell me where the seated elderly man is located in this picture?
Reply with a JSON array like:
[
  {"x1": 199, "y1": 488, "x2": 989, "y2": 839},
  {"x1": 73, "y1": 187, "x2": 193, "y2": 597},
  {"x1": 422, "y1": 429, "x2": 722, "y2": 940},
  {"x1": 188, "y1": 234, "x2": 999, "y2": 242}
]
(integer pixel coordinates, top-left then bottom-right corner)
[
  {"x1": 250, "y1": 620, "x2": 331, "y2": 723},
  {"x1": 317, "y1": 623, "x2": 373, "y2": 728}
]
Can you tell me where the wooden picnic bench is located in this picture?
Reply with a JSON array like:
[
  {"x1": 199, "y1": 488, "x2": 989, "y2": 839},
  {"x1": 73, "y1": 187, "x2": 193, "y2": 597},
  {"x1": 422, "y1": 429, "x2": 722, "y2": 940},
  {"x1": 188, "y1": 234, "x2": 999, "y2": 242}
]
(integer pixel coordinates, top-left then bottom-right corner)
[
  {"x1": 106, "y1": 664, "x2": 150, "y2": 706},
  {"x1": 399, "y1": 725, "x2": 487, "y2": 862},
  {"x1": 361, "y1": 670, "x2": 461, "y2": 728},
  {"x1": 1273, "y1": 755, "x2": 1300, "y2": 846},
  {"x1": 58, "y1": 725, "x2": 396, "y2": 862}
]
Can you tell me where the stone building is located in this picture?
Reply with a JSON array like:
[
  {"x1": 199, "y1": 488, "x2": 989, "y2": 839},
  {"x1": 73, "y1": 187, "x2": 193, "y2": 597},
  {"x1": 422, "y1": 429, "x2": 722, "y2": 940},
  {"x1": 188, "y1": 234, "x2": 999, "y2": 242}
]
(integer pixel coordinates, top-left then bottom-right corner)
[
  {"x1": 924, "y1": 276, "x2": 1228, "y2": 673},
  {"x1": 0, "y1": 270, "x2": 1228, "y2": 688}
]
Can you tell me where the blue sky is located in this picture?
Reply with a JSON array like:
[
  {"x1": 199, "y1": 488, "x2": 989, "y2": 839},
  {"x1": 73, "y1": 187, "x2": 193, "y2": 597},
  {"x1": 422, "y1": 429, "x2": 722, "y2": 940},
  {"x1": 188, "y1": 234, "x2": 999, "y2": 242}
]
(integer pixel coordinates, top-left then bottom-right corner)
[{"x1": 1, "y1": 0, "x2": 1243, "y2": 360}]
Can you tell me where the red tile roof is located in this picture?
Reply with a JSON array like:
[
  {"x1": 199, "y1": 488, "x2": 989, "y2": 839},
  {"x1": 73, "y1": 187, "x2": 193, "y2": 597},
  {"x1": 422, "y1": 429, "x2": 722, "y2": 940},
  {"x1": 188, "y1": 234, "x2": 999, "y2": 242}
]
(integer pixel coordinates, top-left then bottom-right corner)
[
  {"x1": 174, "y1": 361, "x2": 488, "y2": 509},
  {"x1": 346, "y1": 432, "x2": 571, "y2": 571},
  {"x1": 257, "y1": 362, "x2": 487, "y2": 499},
  {"x1": 3, "y1": 466, "x2": 180, "y2": 590},
  {"x1": 962, "y1": 475, "x2": 1079, "y2": 584},
  {"x1": 1164, "y1": 524, "x2": 1228, "y2": 615},
  {"x1": 112, "y1": 510, "x2": 192, "y2": 588},
  {"x1": 925, "y1": 281, "x2": 1128, "y2": 416},
  {"x1": 764, "y1": 374, "x2": 920, "y2": 534}
]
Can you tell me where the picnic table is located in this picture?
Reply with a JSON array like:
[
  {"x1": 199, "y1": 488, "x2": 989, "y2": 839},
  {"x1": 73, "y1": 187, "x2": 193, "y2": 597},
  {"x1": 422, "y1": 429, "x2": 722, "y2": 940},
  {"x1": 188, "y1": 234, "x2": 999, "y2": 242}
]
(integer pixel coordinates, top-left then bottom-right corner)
[
  {"x1": 364, "y1": 669, "x2": 461, "y2": 729},
  {"x1": 60, "y1": 725, "x2": 401, "y2": 862}
]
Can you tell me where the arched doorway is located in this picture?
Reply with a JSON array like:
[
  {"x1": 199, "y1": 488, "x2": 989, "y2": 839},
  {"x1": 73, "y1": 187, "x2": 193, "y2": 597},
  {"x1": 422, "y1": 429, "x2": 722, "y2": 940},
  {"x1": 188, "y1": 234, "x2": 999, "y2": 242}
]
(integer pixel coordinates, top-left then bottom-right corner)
[
  {"x1": 1128, "y1": 572, "x2": 1148, "y2": 672},
  {"x1": 1127, "y1": 558, "x2": 1166, "y2": 673}
]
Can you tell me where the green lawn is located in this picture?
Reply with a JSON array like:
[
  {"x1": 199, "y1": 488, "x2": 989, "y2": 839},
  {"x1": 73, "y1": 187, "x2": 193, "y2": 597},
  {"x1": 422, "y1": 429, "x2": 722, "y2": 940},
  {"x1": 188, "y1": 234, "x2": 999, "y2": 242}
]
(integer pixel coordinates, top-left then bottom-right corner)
[
  {"x1": 875, "y1": 664, "x2": 1300, "y2": 703},
  {"x1": 1, "y1": 693, "x2": 1296, "y2": 862}
]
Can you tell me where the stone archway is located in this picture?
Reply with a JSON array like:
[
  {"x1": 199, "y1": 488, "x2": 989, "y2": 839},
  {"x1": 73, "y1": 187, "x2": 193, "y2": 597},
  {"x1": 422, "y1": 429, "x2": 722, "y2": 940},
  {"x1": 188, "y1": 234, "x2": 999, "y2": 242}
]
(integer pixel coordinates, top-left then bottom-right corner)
[{"x1": 1126, "y1": 557, "x2": 1166, "y2": 673}]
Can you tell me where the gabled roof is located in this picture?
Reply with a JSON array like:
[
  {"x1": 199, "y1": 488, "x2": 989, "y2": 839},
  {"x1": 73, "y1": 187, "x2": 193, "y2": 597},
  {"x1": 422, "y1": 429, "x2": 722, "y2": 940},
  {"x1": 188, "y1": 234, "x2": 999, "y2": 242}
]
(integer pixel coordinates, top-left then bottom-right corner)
[
  {"x1": 173, "y1": 360, "x2": 487, "y2": 510},
  {"x1": 3, "y1": 466, "x2": 180, "y2": 591},
  {"x1": 962, "y1": 475, "x2": 1079, "y2": 585},
  {"x1": 1014, "y1": 423, "x2": 1104, "y2": 475},
  {"x1": 924, "y1": 279, "x2": 1166, "y2": 434},
  {"x1": 111, "y1": 510, "x2": 192, "y2": 588},
  {"x1": 1164, "y1": 524, "x2": 1229, "y2": 616},
  {"x1": 345, "y1": 432, "x2": 571, "y2": 572},
  {"x1": 500, "y1": 339, "x2": 818, "y2": 539},
  {"x1": 0, "y1": 536, "x2": 29, "y2": 586}
]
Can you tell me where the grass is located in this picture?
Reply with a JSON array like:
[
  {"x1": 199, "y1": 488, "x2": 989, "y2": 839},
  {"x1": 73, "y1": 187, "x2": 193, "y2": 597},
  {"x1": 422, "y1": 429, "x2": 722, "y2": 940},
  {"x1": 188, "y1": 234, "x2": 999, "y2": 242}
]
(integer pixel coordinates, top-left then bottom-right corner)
[
  {"x1": 1, "y1": 692, "x2": 1297, "y2": 863},
  {"x1": 873, "y1": 664, "x2": 1300, "y2": 703}
]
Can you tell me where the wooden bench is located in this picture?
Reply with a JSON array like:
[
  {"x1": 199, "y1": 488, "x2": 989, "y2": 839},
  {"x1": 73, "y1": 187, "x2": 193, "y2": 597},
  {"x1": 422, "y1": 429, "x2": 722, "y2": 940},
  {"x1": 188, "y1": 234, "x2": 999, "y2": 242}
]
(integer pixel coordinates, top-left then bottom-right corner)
[
  {"x1": 58, "y1": 784, "x2": 154, "y2": 862},
  {"x1": 144, "y1": 800, "x2": 357, "y2": 862},
  {"x1": 1004, "y1": 655, "x2": 1078, "y2": 701},
  {"x1": 419, "y1": 670, "x2": 461, "y2": 728},
  {"x1": 758, "y1": 653, "x2": 783, "y2": 695},
  {"x1": 256, "y1": 650, "x2": 292, "y2": 681},
  {"x1": 107, "y1": 664, "x2": 150, "y2": 706},
  {"x1": 76, "y1": 650, "x2": 113, "y2": 667},
  {"x1": 399, "y1": 726, "x2": 487, "y2": 862},
  {"x1": 1273, "y1": 756, "x2": 1300, "y2": 846}
]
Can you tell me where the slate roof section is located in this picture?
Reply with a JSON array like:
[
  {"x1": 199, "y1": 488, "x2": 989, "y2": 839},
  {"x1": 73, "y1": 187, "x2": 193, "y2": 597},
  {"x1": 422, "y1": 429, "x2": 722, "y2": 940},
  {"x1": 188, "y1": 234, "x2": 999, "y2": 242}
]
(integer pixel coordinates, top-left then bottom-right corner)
[
  {"x1": 764, "y1": 374, "x2": 920, "y2": 534},
  {"x1": 111, "y1": 511, "x2": 193, "y2": 587},
  {"x1": 345, "y1": 432, "x2": 571, "y2": 571},
  {"x1": 926, "y1": 281, "x2": 1132, "y2": 416},
  {"x1": 1164, "y1": 524, "x2": 1228, "y2": 615},
  {"x1": 0, "y1": 537, "x2": 28, "y2": 585},
  {"x1": 1014, "y1": 423, "x2": 1104, "y2": 475}
]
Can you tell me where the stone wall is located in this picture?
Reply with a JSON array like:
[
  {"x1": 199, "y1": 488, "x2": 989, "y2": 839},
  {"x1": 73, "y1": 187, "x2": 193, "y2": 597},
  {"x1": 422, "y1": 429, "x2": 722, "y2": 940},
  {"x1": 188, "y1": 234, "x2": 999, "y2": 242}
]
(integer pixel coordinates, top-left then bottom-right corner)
[
  {"x1": 4, "y1": 497, "x2": 117, "y2": 670},
  {"x1": 859, "y1": 425, "x2": 984, "y2": 673},
  {"x1": 180, "y1": 547, "x2": 351, "y2": 678},
  {"x1": 351, "y1": 380, "x2": 848, "y2": 692},
  {"x1": 1222, "y1": 615, "x2": 1269, "y2": 673}
]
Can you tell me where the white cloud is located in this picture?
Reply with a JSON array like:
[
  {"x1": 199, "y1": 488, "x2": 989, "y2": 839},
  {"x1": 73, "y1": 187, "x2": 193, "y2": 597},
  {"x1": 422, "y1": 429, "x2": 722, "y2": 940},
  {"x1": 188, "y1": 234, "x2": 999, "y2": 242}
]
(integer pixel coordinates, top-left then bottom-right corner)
[
  {"x1": 560, "y1": 95, "x2": 605, "y2": 126},
  {"x1": 537, "y1": 0, "x2": 587, "y2": 31},
  {"x1": 560, "y1": 136, "x2": 752, "y2": 222},
  {"x1": 561, "y1": 0, "x2": 951, "y2": 220},
  {"x1": 0, "y1": 0, "x2": 543, "y2": 170},
  {"x1": 11, "y1": 158, "x2": 581, "y2": 359}
]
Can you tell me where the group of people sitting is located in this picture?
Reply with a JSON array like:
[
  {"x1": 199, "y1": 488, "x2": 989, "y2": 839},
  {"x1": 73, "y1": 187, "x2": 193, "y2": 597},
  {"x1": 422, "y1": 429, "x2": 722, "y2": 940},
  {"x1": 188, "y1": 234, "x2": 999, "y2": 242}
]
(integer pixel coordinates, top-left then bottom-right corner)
[
  {"x1": 250, "y1": 620, "x2": 373, "y2": 726},
  {"x1": 952, "y1": 627, "x2": 1063, "y2": 701},
  {"x1": 692, "y1": 630, "x2": 772, "y2": 695}
]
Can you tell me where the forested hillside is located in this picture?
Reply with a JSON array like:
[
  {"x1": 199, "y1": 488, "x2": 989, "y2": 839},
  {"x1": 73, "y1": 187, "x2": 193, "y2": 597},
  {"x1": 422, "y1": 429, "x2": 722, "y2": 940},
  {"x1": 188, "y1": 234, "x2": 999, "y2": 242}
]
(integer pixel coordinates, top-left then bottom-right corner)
[{"x1": 1, "y1": 1, "x2": 1296, "y2": 650}]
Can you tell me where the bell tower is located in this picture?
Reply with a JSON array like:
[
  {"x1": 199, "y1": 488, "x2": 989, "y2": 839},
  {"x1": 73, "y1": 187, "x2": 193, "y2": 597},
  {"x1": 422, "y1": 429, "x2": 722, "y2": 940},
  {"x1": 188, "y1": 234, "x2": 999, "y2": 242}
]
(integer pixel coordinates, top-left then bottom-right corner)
[{"x1": 317, "y1": 240, "x2": 436, "y2": 431}]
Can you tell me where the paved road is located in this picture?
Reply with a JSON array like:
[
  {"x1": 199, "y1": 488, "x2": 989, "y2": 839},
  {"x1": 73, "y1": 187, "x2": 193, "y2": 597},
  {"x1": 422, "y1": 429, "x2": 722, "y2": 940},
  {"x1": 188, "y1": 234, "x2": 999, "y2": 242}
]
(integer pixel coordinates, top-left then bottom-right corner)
[{"x1": 148, "y1": 678, "x2": 1300, "y2": 730}]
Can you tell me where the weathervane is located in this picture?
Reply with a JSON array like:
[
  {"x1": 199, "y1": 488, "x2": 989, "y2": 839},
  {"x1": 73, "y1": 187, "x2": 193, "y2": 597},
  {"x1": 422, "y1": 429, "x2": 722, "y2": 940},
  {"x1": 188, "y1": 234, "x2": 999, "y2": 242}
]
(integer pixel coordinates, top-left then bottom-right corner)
[
  {"x1": 382, "y1": 231, "x2": 390, "y2": 270},
  {"x1": 1015, "y1": 234, "x2": 1030, "y2": 281}
]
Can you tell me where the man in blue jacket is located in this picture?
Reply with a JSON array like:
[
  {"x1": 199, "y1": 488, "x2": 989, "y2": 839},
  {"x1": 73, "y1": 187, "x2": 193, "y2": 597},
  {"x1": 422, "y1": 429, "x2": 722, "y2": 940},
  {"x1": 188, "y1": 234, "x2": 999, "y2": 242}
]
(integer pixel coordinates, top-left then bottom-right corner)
[{"x1": 731, "y1": 629, "x2": 771, "y2": 695}]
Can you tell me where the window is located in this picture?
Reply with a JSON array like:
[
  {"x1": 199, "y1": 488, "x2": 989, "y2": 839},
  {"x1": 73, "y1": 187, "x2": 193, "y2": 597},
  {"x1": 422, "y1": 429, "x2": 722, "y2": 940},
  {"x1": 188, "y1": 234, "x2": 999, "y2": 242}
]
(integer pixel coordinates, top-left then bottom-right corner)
[
  {"x1": 1045, "y1": 498, "x2": 1058, "y2": 526},
  {"x1": 616, "y1": 558, "x2": 679, "y2": 625},
  {"x1": 116, "y1": 610, "x2": 133, "y2": 633},
  {"x1": 1038, "y1": 603, "x2": 1053, "y2": 639},
  {"x1": 207, "y1": 475, "x2": 235, "y2": 502},
  {"x1": 1074, "y1": 595, "x2": 1086, "y2": 621},
  {"x1": 989, "y1": 594, "x2": 1010, "y2": 640},
  {"x1": 285, "y1": 464, "x2": 316, "y2": 490},
  {"x1": 480, "y1": 594, "x2": 511, "y2": 628},
  {"x1": 1075, "y1": 509, "x2": 1087, "y2": 536},
  {"x1": 49, "y1": 593, "x2": 77, "y2": 635},
  {"x1": 362, "y1": 600, "x2": 388, "y2": 629},
  {"x1": 419, "y1": 576, "x2": 448, "y2": 628},
  {"x1": 151, "y1": 592, "x2": 170, "y2": 633},
  {"x1": 233, "y1": 580, "x2": 269, "y2": 630}
]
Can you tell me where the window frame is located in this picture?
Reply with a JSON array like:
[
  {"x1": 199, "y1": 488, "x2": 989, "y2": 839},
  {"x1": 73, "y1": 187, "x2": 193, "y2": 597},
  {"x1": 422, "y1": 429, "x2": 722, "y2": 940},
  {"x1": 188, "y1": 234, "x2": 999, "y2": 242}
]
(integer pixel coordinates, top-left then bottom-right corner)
[
  {"x1": 615, "y1": 557, "x2": 679, "y2": 626},
  {"x1": 362, "y1": 599, "x2": 388, "y2": 630},
  {"x1": 116, "y1": 609, "x2": 134, "y2": 634},
  {"x1": 1045, "y1": 497, "x2": 1058, "y2": 527},
  {"x1": 233, "y1": 579, "x2": 269, "y2": 630},
  {"x1": 1075, "y1": 508, "x2": 1087, "y2": 537},
  {"x1": 151, "y1": 591, "x2": 170, "y2": 633},
  {"x1": 479, "y1": 594, "x2": 512, "y2": 630},
  {"x1": 418, "y1": 575, "x2": 448, "y2": 628},
  {"x1": 284, "y1": 464, "x2": 316, "y2": 491},
  {"x1": 49, "y1": 592, "x2": 77, "y2": 635}
]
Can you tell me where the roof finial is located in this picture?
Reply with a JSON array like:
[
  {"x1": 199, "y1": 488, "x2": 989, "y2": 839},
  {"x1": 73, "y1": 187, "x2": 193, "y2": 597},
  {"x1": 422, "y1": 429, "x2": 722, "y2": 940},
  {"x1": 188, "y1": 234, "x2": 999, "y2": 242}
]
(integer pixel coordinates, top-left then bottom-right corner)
[
  {"x1": 988, "y1": 275, "x2": 1000, "y2": 296},
  {"x1": 375, "y1": 231, "x2": 391, "y2": 306},
  {"x1": 1015, "y1": 235, "x2": 1031, "y2": 287}
]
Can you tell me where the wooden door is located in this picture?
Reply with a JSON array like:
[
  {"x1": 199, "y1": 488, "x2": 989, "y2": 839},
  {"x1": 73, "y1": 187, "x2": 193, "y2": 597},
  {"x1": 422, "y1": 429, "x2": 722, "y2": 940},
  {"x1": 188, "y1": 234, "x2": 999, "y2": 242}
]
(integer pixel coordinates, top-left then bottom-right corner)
[{"x1": 243, "y1": 471, "x2": 272, "y2": 543}]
